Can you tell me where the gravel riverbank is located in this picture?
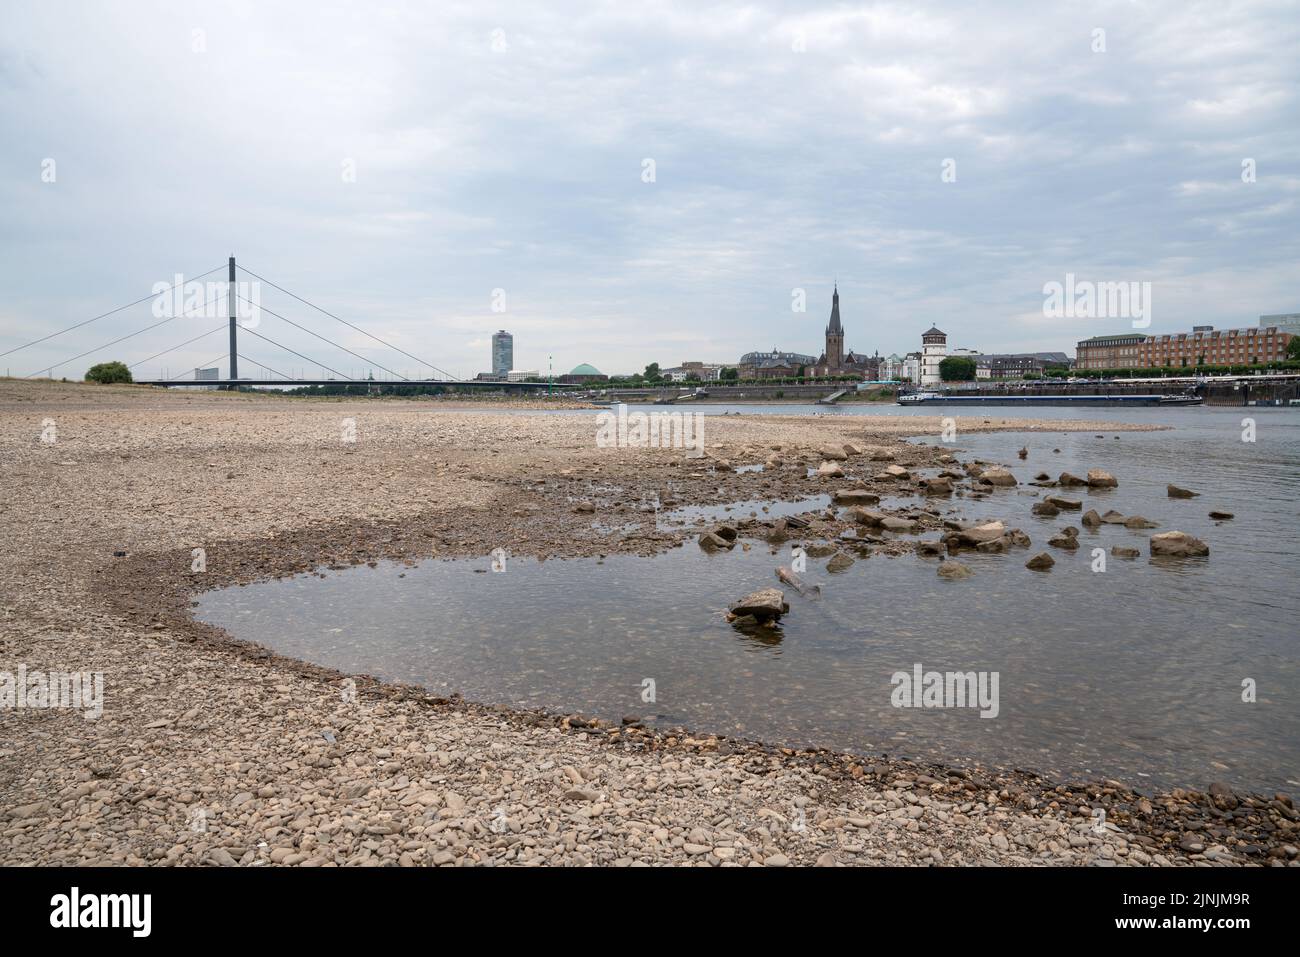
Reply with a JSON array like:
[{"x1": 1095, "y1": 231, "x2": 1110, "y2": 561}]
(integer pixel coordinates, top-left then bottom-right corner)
[{"x1": 1, "y1": 380, "x2": 1294, "y2": 867}]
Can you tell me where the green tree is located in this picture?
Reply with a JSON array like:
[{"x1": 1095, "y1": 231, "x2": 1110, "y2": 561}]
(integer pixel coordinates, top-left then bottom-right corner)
[
  {"x1": 643, "y1": 362, "x2": 661, "y2": 381},
  {"x1": 720, "y1": 367, "x2": 738, "y2": 380},
  {"x1": 938, "y1": 356, "x2": 976, "y2": 381},
  {"x1": 1288, "y1": 338, "x2": 1300, "y2": 361},
  {"x1": 85, "y1": 361, "x2": 133, "y2": 384}
]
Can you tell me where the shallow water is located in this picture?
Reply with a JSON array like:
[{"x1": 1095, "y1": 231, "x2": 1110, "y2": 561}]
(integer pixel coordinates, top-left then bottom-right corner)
[{"x1": 196, "y1": 406, "x2": 1300, "y2": 794}]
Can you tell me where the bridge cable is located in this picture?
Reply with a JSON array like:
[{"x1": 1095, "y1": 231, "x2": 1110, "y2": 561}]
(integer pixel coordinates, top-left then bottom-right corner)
[
  {"x1": 162, "y1": 352, "x2": 228, "y2": 381},
  {"x1": 235, "y1": 295, "x2": 409, "y2": 381},
  {"x1": 25, "y1": 291, "x2": 226, "y2": 378},
  {"x1": 1, "y1": 264, "x2": 226, "y2": 360},
  {"x1": 235, "y1": 265, "x2": 458, "y2": 380},
  {"x1": 238, "y1": 326, "x2": 349, "y2": 380},
  {"x1": 129, "y1": 323, "x2": 228, "y2": 371},
  {"x1": 236, "y1": 353, "x2": 294, "y2": 381}
]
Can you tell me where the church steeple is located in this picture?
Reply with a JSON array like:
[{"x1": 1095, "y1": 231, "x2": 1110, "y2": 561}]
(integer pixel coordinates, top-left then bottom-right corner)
[
  {"x1": 824, "y1": 284, "x2": 844, "y2": 369},
  {"x1": 826, "y1": 283, "x2": 842, "y2": 335}
]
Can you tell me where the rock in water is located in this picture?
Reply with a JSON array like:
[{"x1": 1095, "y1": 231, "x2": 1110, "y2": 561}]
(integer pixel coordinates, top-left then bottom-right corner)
[
  {"x1": 1110, "y1": 546, "x2": 1140, "y2": 559},
  {"x1": 1044, "y1": 495, "x2": 1082, "y2": 510},
  {"x1": 1086, "y1": 469, "x2": 1118, "y2": 488},
  {"x1": 1058, "y1": 472, "x2": 1087, "y2": 486},
  {"x1": 776, "y1": 566, "x2": 821, "y2": 598},
  {"x1": 1150, "y1": 531, "x2": 1209, "y2": 557},
  {"x1": 831, "y1": 489, "x2": 879, "y2": 506},
  {"x1": 728, "y1": 588, "x2": 789, "y2": 622},
  {"x1": 1167, "y1": 484, "x2": 1199, "y2": 498},
  {"x1": 1017, "y1": 447, "x2": 1028, "y2": 459},
  {"x1": 1208, "y1": 510, "x2": 1234, "y2": 520},
  {"x1": 1031, "y1": 501, "x2": 1060, "y2": 517},
  {"x1": 1025, "y1": 552, "x2": 1055, "y2": 570},
  {"x1": 920, "y1": 477, "x2": 953, "y2": 496},
  {"x1": 1081, "y1": 509, "x2": 1102, "y2": 527},
  {"x1": 1124, "y1": 515, "x2": 1158, "y2": 528},
  {"x1": 937, "y1": 560, "x2": 973, "y2": 579},
  {"x1": 980, "y1": 467, "x2": 1017, "y2": 487},
  {"x1": 698, "y1": 531, "x2": 734, "y2": 552},
  {"x1": 826, "y1": 552, "x2": 855, "y2": 573}
]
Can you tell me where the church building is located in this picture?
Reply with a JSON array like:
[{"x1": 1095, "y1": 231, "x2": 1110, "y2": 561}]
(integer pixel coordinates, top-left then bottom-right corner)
[{"x1": 811, "y1": 285, "x2": 880, "y2": 379}]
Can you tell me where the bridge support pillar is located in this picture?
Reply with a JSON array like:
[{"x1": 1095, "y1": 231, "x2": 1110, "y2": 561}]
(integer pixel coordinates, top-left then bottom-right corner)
[{"x1": 227, "y1": 256, "x2": 238, "y2": 388}]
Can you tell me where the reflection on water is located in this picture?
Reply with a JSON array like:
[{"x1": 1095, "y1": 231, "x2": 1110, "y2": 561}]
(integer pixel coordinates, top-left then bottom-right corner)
[{"x1": 196, "y1": 407, "x2": 1300, "y2": 795}]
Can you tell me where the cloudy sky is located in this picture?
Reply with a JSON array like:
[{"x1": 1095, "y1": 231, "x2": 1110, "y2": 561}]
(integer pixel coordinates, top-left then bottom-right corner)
[{"x1": 2, "y1": 0, "x2": 1297, "y2": 380}]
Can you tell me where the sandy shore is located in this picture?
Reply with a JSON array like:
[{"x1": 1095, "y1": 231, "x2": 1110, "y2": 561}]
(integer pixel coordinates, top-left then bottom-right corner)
[{"x1": 1, "y1": 379, "x2": 1294, "y2": 867}]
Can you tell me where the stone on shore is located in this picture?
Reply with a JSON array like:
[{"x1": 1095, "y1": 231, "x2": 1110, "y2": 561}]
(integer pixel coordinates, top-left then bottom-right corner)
[
  {"x1": 817, "y1": 460, "x2": 845, "y2": 477},
  {"x1": 1150, "y1": 531, "x2": 1209, "y2": 557}
]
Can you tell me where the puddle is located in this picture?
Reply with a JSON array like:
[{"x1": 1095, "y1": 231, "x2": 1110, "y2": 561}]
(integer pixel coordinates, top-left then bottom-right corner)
[{"x1": 197, "y1": 528, "x2": 1300, "y2": 794}]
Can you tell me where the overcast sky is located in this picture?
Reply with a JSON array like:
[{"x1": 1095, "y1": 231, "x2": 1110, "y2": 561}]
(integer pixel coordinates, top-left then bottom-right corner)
[{"x1": 2, "y1": 0, "x2": 1297, "y2": 380}]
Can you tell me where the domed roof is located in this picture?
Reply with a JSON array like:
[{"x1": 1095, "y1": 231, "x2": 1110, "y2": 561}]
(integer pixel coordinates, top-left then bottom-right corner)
[{"x1": 569, "y1": 363, "x2": 602, "y2": 375}]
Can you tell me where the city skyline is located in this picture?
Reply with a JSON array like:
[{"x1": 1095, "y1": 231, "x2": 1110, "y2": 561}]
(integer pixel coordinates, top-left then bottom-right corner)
[{"x1": 2, "y1": 2, "x2": 1297, "y2": 381}]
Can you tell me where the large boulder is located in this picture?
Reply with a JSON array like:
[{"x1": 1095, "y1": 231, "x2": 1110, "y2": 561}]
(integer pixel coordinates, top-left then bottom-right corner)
[
  {"x1": 1086, "y1": 469, "x2": 1118, "y2": 488},
  {"x1": 980, "y1": 467, "x2": 1017, "y2": 487},
  {"x1": 945, "y1": 521, "x2": 1006, "y2": 547},
  {"x1": 728, "y1": 588, "x2": 790, "y2": 622},
  {"x1": 920, "y1": 477, "x2": 953, "y2": 496},
  {"x1": 1150, "y1": 531, "x2": 1209, "y2": 557}
]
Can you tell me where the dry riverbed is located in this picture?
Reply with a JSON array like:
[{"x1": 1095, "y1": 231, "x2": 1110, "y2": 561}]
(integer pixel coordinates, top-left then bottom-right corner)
[{"x1": 1, "y1": 380, "x2": 1294, "y2": 867}]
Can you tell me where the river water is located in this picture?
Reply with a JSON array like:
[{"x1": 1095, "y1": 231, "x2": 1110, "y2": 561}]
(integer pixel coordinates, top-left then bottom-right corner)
[{"x1": 195, "y1": 405, "x2": 1300, "y2": 795}]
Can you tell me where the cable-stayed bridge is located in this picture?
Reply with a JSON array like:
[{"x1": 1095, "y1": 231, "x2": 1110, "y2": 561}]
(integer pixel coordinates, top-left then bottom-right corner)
[{"x1": 1, "y1": 257, "x2": 556, "y2": 391}]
